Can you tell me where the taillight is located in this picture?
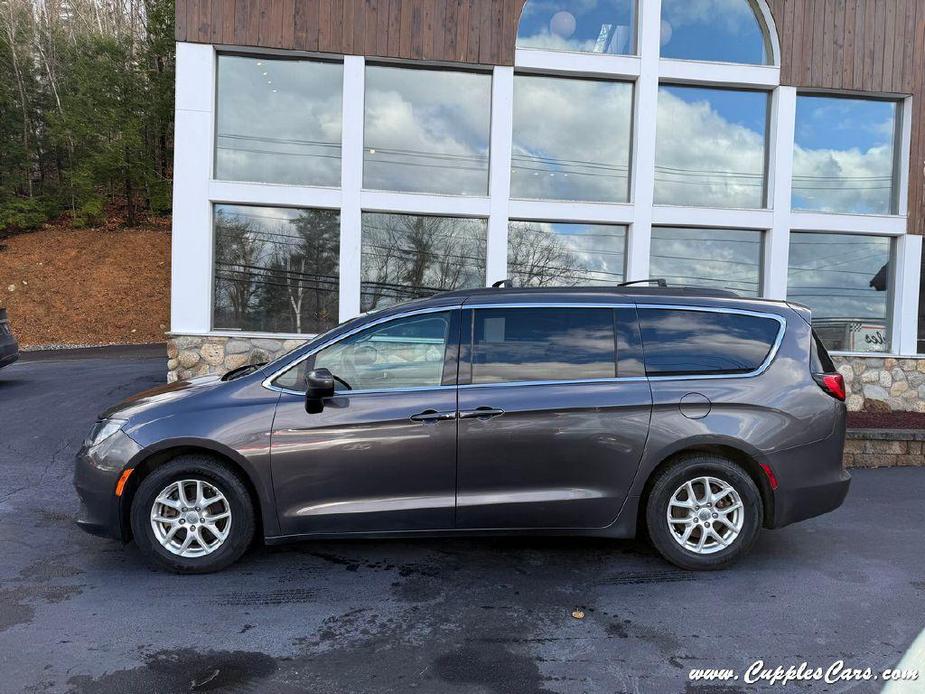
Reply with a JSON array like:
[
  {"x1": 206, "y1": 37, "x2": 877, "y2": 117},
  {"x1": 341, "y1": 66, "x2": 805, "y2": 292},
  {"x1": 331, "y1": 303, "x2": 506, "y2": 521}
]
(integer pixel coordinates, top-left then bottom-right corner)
[{"x1": 813, "y1": 372, "x2": 846, "y2": 401}]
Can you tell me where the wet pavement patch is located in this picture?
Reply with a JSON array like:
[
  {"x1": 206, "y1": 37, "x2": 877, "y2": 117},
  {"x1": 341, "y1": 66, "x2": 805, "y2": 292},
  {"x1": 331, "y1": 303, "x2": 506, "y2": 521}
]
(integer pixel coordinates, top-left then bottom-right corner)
[
  {"x1": 66, "y1": 649, "x2": 277, "y2": 693},
  {"x1": 434, "y1": 644, "x2": 550, "y2": 693}
]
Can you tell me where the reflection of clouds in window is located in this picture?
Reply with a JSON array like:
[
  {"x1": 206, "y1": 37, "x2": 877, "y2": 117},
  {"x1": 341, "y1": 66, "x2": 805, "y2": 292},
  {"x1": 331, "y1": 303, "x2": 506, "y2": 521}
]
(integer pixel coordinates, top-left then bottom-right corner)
[
  {"x1": 360, "y1": 213, "x2": 487, "y2": 312},
  {"x1": 660, "y1": 0, "x2": 770, "y2": 64},
  {"x1": 650, "y1": 227, "x2": 762, "y2": 296},
  {"x1": 363, "y1": 66, "x2": 491, "y2": 196},
  {"x1": 655, "y1": 86, "x2": 767, "y2": 209},
  {"x1": 508, "y1": 221, "x2": 626, "y2": 287},
  {"x1": 787, "y1": 232, "x2": 891, "y2": 352},
  {"x1": 517, "y1": 0, "x2": 636, "y2": 55},
  {"x1": 215, "y1": 56, "x2": 342, "y2": 186},
  {"x1": 792, "y1": 96, "x2": 897, "y2": 215},
  {"x1": 213, "y1": 204, "x2": 340, "y2": 334},
  {"x1": 511, "y1": 76, "x2": 632, "y2": 202}
]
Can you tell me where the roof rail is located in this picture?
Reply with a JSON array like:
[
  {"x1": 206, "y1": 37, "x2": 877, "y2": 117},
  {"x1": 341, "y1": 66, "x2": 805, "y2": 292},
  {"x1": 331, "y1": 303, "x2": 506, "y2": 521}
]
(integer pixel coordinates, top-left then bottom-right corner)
[
  {"x1": 618, "y1": 278, "x2": 667, "y2": 288},
  {"x1": 491, "y1": 279, "x2": 514, "y2": 288}
]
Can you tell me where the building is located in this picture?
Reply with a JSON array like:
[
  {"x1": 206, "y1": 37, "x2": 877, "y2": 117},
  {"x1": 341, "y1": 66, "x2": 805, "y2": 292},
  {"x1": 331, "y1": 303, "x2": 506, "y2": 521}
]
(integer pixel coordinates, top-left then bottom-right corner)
[{"x1": 170, "y1": 0, "x2": 925, "y2": 413}]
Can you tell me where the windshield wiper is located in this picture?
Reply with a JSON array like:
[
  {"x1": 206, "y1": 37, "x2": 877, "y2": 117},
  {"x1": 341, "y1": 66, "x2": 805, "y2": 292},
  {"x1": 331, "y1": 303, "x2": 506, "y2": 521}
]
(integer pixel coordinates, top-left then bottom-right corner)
[{"x1": 221, "y1": 362, "x2": 267, "y2": 381}]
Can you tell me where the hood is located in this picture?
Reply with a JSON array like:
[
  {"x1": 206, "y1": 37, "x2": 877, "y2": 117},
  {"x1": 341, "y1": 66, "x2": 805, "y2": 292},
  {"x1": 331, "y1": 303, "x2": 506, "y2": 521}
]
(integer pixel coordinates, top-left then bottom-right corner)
[{"x1": 100, "y1": 374, "x2": 225, "y2": 421}]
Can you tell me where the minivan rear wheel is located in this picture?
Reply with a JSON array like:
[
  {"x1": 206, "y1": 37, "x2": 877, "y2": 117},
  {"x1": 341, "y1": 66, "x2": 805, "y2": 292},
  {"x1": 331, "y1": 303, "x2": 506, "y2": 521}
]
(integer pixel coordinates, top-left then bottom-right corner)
[
  {"x1": 130, "y1": 456, "x2": 255, "y2": 573},
  {"x1": 646, "y1": 455, "x2": 762, "y2": 570}
]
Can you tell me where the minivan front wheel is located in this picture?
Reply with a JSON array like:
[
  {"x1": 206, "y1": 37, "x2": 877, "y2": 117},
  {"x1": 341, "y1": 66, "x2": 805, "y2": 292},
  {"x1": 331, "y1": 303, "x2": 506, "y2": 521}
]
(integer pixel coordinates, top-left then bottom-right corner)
[
  {"x1": 130, "y1": 456, "x2": 255, "y2": 573},
  {"x1": 646, "y1": 455, "x2": 762, "y2": 570}
]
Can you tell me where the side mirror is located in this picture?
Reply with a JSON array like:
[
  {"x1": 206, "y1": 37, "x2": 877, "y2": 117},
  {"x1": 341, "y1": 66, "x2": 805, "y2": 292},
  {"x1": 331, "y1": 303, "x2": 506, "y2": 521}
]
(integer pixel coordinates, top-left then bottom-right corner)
[{"x1": 305, "y1": 368, "x2": 335, "y2": 413}]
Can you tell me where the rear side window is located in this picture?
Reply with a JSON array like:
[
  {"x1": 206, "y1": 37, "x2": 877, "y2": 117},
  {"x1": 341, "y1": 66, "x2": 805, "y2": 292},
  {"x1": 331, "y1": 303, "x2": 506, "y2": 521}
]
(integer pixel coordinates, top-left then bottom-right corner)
[
  {"x1": 471, "y1": 308, "x2": 616, "y2": 384},
  {"x1": 638, "y1": 308, "x2": 781, "y2": 377}
]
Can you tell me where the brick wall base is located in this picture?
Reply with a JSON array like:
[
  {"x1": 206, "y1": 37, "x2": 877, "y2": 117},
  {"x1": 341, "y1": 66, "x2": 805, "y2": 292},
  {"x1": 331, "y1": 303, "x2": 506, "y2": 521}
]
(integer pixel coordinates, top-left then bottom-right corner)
[{"x1": 843, "y1": 430, "x2": 925, "y2": 468}]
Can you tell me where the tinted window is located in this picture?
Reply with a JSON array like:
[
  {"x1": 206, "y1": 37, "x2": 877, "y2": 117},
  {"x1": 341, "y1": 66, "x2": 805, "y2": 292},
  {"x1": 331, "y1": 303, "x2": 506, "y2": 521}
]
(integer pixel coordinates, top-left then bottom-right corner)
[
  {"x1": 471, "y1": 308, "x2": 615, "y2": 384},
  {"x1": 810, "y1": 330, "x2": 837, "y2": 374},
  {"x1": 638, "y1": 309, "x2": 780, "y2": 376}
]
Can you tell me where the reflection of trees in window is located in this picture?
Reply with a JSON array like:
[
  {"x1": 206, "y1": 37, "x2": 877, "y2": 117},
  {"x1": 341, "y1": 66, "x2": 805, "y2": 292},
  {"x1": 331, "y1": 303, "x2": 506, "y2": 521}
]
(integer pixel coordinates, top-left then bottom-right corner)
[
  {"x1": 361, "y1": 214, "x2": 487, "y2": 312},
  {"x1": 213, "y1": 206, "x2": 340, "y2": 334},
  {"x1": 508, "y1": 222, "x2": 626, "y2": 287}
]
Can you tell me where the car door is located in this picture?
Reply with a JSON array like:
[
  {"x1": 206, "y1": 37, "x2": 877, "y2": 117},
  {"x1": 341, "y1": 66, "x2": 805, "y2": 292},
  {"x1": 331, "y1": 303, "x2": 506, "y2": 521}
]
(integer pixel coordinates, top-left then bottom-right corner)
[
  {"x1": 269, "y1": 308, "x2": 461, "y2": 535},
  {"x1": 455, "y1": 305, "x2": 652, "y2": 529}
]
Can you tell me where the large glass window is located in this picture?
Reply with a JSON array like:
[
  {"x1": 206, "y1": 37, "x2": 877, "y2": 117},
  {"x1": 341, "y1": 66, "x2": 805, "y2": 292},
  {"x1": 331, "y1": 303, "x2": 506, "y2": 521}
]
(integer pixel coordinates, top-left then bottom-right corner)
[
  {"x1": 659, "y1": 0, "x2": 772, "y2": 65},
  {"x1": 215, "y1": 55, "x2": 342, "y2": 187},
  {"x1": 512, "y1": 75, "x2": 632, "y2": 202},
  {"x1": 213, "y1": 204, "x2": 340, "y2": 334},
  {"x1": 638, "y1": 309, "x2": 781, "y2": 376},
  {"x1": 655, "y1": 86, "x2": 768, "y2": 209},
  {"x1": 792, "y1": 96, "x2": 899, "y2": 215},
  {"x1": 361, "y1": 213, "x2": 487, "y2": 312},
  {"x1": 517, "y1": 0, "x2": 636, "y2": 55},
  {"x1": 650, "y1": 227, "x2": 763, "y2": 296},
  {"x1": 508, "y1": 221, "x2": 626, "y2": 287},
  {"x1": 470, "y1": 308, "x2": 616, "y2": 384},
  {"x1": 363, "y1": 65, "x2": 491, "y2": 196},
  {"x1": 788, "y1": 232, "x2": 892, "y2": 353}
]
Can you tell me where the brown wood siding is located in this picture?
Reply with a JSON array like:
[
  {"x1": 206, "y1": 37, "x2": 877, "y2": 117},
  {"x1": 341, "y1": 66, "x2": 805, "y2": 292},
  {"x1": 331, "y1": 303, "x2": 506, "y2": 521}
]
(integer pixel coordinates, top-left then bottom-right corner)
[{"x1": 178, "y1": 0, "x2": 925, "y2": 234}]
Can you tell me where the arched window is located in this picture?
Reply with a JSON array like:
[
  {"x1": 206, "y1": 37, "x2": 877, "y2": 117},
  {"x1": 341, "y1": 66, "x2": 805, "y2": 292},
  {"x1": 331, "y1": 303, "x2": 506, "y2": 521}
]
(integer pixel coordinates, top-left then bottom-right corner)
[
  {"x1": 659, "y1": 0, "x2": 775, "y2": 65},
  {"x1": 516, "y1": 0, "x2": 636, "y2": 55}
]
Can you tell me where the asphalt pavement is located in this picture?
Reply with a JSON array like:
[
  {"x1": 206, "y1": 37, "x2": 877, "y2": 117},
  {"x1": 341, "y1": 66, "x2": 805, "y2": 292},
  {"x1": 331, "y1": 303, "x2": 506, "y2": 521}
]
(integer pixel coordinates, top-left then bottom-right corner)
[{"x1": 0, "y1": 350, "x2": 923, "y2": 693}]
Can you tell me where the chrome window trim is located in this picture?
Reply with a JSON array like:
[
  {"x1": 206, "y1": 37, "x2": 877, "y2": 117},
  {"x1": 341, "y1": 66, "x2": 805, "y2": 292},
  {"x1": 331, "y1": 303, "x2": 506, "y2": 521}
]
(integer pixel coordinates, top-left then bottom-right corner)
[
  {"x1": 262, "y1": 305, "x2": 461, "y2": 394},
  {"x1": 262, "y1": 300, "x2": 788, "y2": 394}
]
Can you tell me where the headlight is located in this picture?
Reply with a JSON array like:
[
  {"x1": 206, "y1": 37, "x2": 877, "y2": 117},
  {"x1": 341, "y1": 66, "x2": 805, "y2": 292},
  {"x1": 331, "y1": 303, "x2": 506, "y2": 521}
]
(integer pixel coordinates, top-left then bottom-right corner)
[{"x1": 86, "y1": 419, "x2": 127, "y2": 447}]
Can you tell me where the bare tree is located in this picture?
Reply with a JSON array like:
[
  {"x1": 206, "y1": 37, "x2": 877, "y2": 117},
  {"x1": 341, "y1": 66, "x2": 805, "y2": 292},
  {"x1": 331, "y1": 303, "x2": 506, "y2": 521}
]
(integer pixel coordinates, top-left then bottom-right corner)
[{"x1": 508, "y1": 221, "x2": 583, "y2": 287}]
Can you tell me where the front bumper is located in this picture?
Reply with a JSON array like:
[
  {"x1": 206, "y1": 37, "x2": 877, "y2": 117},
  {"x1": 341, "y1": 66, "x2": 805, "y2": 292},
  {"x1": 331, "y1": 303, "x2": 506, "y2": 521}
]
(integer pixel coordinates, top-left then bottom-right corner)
[
  {"x1": 0, "y1": 343, "x2": 18, "y2": 368},
  {"x1": 74, "y1": 429, "x2": 142, "y2": 541}
]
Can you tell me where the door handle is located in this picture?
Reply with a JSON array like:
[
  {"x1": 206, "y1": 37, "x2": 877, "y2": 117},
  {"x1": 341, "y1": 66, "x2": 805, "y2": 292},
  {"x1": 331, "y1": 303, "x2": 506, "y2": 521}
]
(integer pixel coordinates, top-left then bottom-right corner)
[
  {"x1": 409, "y1": 409, "x2": 457, "y2": 423},
  {"x1": 459, "y1": 407, "x2": 505, "y2": 419}
]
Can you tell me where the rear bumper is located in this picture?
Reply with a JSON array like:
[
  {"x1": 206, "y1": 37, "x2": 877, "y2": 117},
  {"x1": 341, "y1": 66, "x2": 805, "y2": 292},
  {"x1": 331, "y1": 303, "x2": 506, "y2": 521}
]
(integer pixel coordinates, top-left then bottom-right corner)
[{"x1": 770, "y1": 470, "x2": 850, "y2": 528}]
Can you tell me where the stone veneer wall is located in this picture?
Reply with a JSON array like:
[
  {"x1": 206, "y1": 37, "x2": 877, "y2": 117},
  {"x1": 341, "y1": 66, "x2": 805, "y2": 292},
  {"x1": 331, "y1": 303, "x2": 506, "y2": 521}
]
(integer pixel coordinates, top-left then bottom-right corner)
[
  {"x1": 167, "y1": 337, "x2": 925, "y2": 413},
  {"x1": 843, "y1": 430, "x2": 925, "y2": 468}
]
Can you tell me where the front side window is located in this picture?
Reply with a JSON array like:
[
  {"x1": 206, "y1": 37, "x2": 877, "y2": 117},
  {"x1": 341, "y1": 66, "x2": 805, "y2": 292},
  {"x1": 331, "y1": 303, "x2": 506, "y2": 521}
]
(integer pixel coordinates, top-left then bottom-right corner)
[
  {"x1": 649, "y1": 227, "x2": 763, "y2": 297},
  {"x1": 638, "y1": 309, "x2": 781, "y2": 376},
  {"x1": 655, "y1": 85, "x2": 768, "y2": 209},
  {"x1": 213, "y1": 204, "x2": 340, "y2": 334},
  {"x1": 517, "y1": 0, "x2": 636, "y2": 55},
  {"x1": 792, "y1": 96, "x2": 899, "y2": 215},
  {"x1": 363, "y1": 65, "x2": 491, "y2": 196},
  {"x1": 215, "y1": 55, "x2": 343, "y2": 187},
  {"x1": 274, "y1": 311, "x2": 452, "y2": 392},
  {"x1": 511, "y1": 75, "x2": 632, "y2": 203},
  {"x1": 361, "y1": 213, "x2": 487, "y2": 312},
  {"x1": 508, "y1": 221, "x2": 626, "y2": 287},
  {"x1": 659, "y1": 0, "x2": 772, "y2": 65},
  {"x1": 787, "y1": 232, "x2": 892, "y2": 353},
  {"x1": 470, "y1": 308, "x2": 616, "y2": 384}
]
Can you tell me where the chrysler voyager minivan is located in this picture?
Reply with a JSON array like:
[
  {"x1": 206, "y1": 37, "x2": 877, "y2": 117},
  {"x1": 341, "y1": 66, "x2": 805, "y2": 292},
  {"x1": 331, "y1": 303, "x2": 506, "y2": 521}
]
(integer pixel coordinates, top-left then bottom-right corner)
[{"x1": 75, "y1": 286, "x2": 850, "y2": 573}]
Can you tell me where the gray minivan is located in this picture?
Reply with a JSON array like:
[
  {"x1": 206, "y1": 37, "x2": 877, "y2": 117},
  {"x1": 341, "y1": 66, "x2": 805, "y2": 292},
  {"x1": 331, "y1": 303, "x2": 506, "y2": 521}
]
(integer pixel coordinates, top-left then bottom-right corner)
[{"x1": 75, "y1": 286, "x2": 850, "y2": 573}]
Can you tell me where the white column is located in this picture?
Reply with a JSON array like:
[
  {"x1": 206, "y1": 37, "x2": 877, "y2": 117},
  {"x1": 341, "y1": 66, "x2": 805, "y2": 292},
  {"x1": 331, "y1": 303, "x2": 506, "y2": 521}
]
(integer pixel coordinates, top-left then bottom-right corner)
[
  {"x1": 339, "y1": 56, "x2": 365, "y2": 321},
  {"x1": 897, "y1": 96, "x2": 914, "y2": 216},
  {"x1": 765, "y1": 86, "x2": 796, "y2": 299},
  {"x1": 893, "y1": 234, "x2": 922, "y2": 355},
  {"x1": 486, "y1": 65, "x2": 515, "y2": 286},
  {"x1": 171, "y1": 42, "x2": 215, "y2": 335},
  {"x1": 625, "y1": 0, "x2": 661, "y2": 282}
]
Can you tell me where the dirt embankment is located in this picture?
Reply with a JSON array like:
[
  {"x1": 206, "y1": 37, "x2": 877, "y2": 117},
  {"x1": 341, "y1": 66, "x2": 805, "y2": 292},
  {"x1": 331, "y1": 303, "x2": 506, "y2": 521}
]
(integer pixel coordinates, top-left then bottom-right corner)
[{"x1": 0, "y1": 217, "x2": 171, "y2": 348}]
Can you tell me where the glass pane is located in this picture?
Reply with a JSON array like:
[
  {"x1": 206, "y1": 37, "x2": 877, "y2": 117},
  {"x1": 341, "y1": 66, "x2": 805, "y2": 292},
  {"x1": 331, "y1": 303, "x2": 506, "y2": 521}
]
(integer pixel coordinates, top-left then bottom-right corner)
[
  {"x1": 213, "y1": 204, "x2": 340, "y2": 334},
  {"x1": 508, "y1": 221, "x2": 626, "y2": 286},
  {"x1": 650, "y1": 227, "x2": 763, "y2": 296},
  {"x1": 313, "y1": 312, "x2": 451, "y2": 392},
  {"x1": 215, "y1": 55, "x2": 342, "y2": 186},
  {"x1": 517, "y1": 0, "x2": 636, "y2": 54},
  {"x1": 471, "y1": 308, "x2": 616, "y2": 384},
  {"x1": 660, "y1": 0, "x2": 770, "y2": 64},
  {"x1": 512, "y1": 75, "x2": 632, "y2": 202},
  {"x1": 364, "y1": 66, "x2": 491, "y2": 196},
  {"x1": 788, "y1": 233, "x2": 892, "y2": 353},
  {"x1": 793, "y1": 96, "x2": 898, "y2": 215},
  {"x1": 637, "y1": 309, "x2": 780, "y2": 376},
  {"x1": 361, "y1": 213, "x2": 488, "y2": 312},
  {"x1": 655, "y1": 86, "x2": 768, "y2": 209}
]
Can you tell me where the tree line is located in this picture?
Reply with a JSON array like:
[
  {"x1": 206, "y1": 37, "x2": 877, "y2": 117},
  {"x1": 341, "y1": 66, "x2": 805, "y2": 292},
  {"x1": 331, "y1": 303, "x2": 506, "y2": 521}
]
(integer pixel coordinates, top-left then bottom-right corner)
[{"x1": 0, "y1": 0, "x2": 174, "y2": 232}]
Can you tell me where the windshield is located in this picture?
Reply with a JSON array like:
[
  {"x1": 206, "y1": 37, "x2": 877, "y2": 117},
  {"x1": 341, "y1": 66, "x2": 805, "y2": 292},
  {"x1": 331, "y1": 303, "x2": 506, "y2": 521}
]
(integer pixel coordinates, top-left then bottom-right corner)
[{"x1": 258, "y1": 312, "x2": 379, "y2": 375}]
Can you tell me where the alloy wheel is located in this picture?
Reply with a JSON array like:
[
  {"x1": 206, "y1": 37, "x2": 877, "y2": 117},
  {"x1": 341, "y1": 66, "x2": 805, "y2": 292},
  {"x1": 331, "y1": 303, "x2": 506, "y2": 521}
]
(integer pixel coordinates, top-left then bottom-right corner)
[
  {"x1": 149, "y1": 479, "x2": 232, "y2": 558},
  {"x1": 666, "y1": 476, "x2": 744, "y2": 555}
]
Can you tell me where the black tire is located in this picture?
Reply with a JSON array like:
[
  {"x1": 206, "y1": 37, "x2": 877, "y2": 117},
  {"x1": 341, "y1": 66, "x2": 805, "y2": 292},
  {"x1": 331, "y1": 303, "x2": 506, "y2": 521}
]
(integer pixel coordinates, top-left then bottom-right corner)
[
  {"x1": 645, "y1": 455, "x2": 762, "y2": 571},
  {"x1": 130, "y1": 456, "x2": 255, "y2": 574}
]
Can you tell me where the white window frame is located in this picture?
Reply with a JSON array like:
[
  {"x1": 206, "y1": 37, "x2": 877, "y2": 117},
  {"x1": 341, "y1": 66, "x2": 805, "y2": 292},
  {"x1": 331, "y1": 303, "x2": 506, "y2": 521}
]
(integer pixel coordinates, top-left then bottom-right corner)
[{"x1": 171, "y1": 0, "x2": 922, "y2": 356}]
